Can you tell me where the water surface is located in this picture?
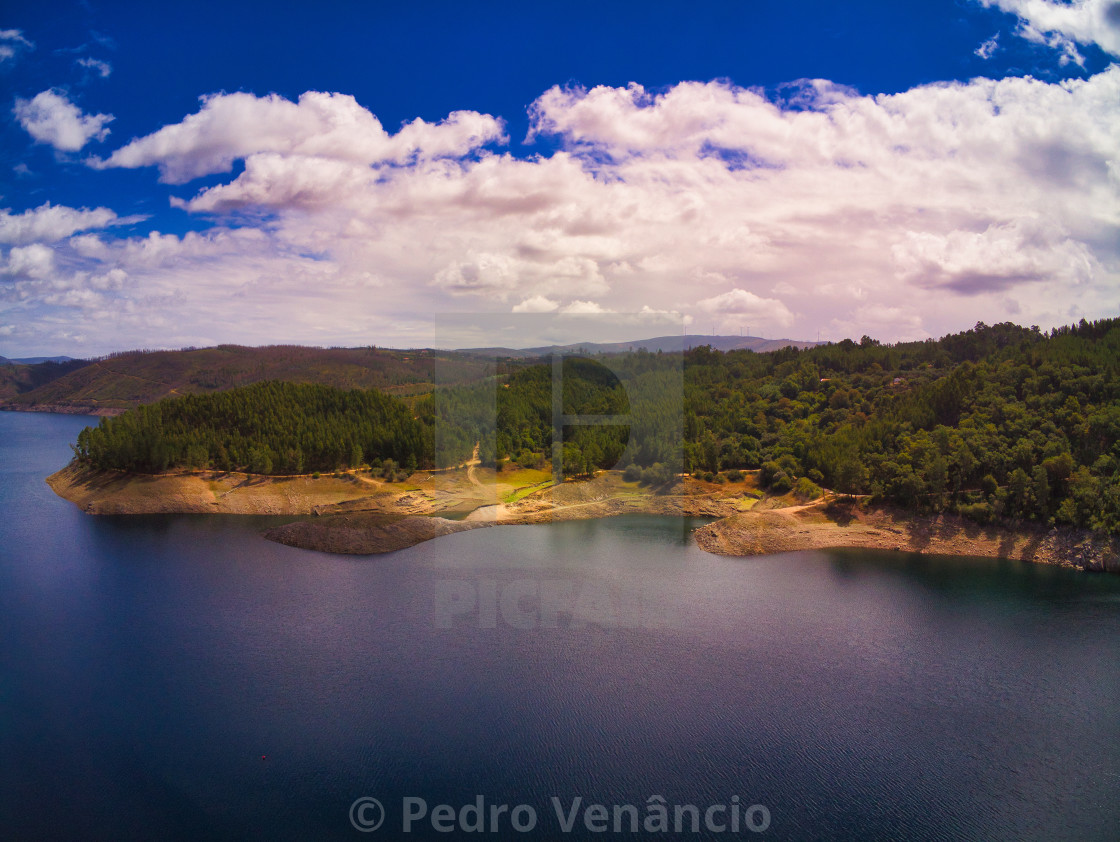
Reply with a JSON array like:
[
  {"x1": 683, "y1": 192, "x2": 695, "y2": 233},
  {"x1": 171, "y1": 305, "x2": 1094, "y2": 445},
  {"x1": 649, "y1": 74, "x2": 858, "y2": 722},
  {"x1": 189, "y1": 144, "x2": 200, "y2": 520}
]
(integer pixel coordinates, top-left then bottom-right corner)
[{"x1": 1, "y1": 411, "x2": 1118, "y2": 840}]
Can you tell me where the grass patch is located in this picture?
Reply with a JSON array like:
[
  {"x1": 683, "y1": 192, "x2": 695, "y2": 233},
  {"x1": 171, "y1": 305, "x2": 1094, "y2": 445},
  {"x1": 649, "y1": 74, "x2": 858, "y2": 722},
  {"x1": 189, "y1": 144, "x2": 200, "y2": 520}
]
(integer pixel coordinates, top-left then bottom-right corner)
[
  {"x1": 498, "y1": 466, "x2": 552, "y2": 487},
  {"x1": 501, "y1": 479, "x2": 554, "y2": 504}
]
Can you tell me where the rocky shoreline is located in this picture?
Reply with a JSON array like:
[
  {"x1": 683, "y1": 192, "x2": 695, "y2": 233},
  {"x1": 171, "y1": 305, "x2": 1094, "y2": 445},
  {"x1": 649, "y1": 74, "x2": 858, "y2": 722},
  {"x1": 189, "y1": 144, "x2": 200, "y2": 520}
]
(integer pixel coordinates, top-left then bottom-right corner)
[
  {"x1": 47, "y1": 463, "x2": 1120, "y2": 571},
  {"x1": 693, "y1": 500, "x2": 1120, "y2": 573}
]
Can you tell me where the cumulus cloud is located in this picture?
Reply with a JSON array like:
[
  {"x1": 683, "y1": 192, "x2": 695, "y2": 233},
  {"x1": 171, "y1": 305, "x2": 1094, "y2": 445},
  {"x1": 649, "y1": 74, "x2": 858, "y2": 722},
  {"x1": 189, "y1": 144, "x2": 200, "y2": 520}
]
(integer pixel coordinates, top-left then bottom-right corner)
[
  {"x1": 13, "y1": 90, "x2": 113, "y2": 151},
  {"x1": 697, "y1": 288, "x2": 795, "y2": 328},
  {"x1": 3, "y1": 244, "x2": 56, "y2": 279},
  {"x1": 0, "y1": 29, "x2": 33, "y2": 63},
  {"x1": 90, "y1": 91, "x2": 506, "y2": 183},
  {"x1": 10, "y1": 69, "x2": 1120, "y2": 353},
  {"x1": 979, "y1": 0, "x2": 1120, "y2": 57},
  {"x1": 0, "y1": 203, "x2": 128, "y2": 245},
  {"x1": 560, "y1": 300, "x2": 613, "y2": 315},
  {"x1": 512, "y1": 295, "x2": 560, "y2": 313},
  {"x1": 891, "y1": 218, "x2": 1097, "y2": 294}
]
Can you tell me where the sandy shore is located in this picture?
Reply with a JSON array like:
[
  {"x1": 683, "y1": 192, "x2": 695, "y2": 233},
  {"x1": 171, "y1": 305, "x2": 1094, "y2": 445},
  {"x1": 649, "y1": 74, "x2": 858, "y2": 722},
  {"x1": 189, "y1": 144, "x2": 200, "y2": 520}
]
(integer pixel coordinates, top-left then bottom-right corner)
[
  {"x1": 47, "y1": 463, "x2": 1119, "y2": 570},
  {"x1": 694, "y1": 499, "x2": 1120, "y2": 573},
  {"x1": 46, "y1": 463, "x2": 412, "y2": 515}
]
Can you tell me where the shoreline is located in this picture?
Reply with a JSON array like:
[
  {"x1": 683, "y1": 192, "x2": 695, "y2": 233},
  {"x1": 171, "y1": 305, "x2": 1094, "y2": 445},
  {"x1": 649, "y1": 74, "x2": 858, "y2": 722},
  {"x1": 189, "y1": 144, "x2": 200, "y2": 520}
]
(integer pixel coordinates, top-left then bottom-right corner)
[
  {"x1": 1, "y1": 403, "x2": 124, "y2": 417},
  {"x1": 693, "y1": 500, "x2": 1120, "y2": 573},
  {"x1": 46, "y1": 463, "x2": 1120, "y2": 571}
]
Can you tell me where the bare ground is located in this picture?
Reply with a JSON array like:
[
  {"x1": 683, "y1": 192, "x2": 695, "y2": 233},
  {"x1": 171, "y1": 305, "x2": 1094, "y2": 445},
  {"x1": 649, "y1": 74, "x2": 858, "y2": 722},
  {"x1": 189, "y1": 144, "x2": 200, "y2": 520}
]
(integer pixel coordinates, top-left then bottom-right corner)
[
  {"x1": 46, "y1": 464, "x2": 409, "y2": 515},
  {"x1": 694, "y1": 498, "x2": 1120, "y2": 573},
  {"x1": 264, "y1": 514, "x2": 490, "y2": 555},
  {"x1": 47, "y1": 464, "x2": 1119, "y2": 568}
]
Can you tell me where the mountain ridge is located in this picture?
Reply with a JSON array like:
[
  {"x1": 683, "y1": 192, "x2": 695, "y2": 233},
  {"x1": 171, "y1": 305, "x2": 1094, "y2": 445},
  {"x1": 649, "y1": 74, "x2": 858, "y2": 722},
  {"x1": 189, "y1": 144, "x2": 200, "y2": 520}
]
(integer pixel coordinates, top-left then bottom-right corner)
[{"x1": 457, "y1": 334, "x2": 820, "y2": 357}]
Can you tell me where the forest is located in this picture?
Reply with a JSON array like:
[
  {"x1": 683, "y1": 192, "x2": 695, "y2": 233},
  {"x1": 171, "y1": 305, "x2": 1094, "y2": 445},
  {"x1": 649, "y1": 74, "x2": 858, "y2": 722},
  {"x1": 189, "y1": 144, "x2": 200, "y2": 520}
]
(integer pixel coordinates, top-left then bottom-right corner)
[
  {"x1": 73, "y1": 381, "x2": 425, "y2": 475},
  {"x1": 72, "y1": 318, "x2": 1120, "y2": 533},
  {"x1": 675, "y1": 318, "x2": 1120, "y2": 533}
]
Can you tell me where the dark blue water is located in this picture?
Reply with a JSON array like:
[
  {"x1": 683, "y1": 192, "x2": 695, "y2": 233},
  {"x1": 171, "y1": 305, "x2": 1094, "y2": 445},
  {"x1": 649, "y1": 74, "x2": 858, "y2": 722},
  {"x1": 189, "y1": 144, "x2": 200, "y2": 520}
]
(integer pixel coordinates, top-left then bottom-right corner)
[{"x1": 2, "y1": 412, "x2": 1119, "y2": 841}]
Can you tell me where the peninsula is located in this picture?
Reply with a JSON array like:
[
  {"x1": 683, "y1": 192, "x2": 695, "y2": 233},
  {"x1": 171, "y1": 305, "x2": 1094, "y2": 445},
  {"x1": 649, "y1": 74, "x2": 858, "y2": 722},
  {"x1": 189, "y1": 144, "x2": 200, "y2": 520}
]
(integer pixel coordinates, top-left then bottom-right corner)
[{"x1": 36, "y1": 317, "x2": 1120, "y2": 572}]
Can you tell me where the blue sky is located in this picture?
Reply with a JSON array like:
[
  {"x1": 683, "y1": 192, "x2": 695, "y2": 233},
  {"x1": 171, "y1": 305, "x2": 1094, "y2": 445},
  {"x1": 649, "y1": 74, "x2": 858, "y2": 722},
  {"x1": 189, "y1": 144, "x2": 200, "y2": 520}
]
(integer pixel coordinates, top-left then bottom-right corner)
[{"x1": 1, "y1": 0, "x2": 1118, "y2": 355}]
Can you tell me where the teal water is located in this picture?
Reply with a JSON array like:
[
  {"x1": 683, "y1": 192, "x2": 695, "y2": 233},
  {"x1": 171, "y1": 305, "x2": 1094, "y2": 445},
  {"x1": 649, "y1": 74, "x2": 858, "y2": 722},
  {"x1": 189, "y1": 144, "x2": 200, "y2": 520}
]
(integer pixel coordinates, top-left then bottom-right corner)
[{"x1": 1, "y1": 411, "x2": 1118, "y2": 840}]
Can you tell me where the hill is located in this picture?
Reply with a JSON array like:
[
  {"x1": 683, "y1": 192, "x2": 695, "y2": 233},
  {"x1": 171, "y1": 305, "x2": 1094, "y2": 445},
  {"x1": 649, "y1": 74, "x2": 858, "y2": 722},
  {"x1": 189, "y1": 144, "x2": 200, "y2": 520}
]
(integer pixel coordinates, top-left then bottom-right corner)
[
  {"x1": 0, "y1": 358, "x2": 91, "y2": 404},
  {"x1": 1, "y1": 345, "x2": 489, "y2": 415},
  {"x1": 0, "y1": 335, "x2": 817, "y2": 415},
  {"x1": 9, "y1": 355, "x2": 75, "y2": 364}
]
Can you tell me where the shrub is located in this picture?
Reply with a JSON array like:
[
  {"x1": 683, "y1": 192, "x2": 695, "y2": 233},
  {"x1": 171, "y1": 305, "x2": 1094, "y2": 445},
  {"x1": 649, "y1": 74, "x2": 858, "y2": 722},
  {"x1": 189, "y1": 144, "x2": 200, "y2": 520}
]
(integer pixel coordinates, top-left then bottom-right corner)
[
  {"x1": 725, "y1": 469, "x2": 744, "y2": 482},
  {"x1": 640, "y1": 462, "x2": 673, "y2": 487},
  {"x1": 759, "y1": 461, "x2": 783, "y2": 487},
  {"x1": 961, "y1": 501, "x2": 994, "y2": 525},
  {"x1": 794, "y1": 477, "x2": 822, "y2": 500},
  {"x1": 777, "y1": 454, "x2": 802, "y2": 477},
  {"x1": 770, "y1": 473, "x2": 793, "y2": 494},
  {"x1": 623, "y1": 463, "x2": 643, "y2": 482}
]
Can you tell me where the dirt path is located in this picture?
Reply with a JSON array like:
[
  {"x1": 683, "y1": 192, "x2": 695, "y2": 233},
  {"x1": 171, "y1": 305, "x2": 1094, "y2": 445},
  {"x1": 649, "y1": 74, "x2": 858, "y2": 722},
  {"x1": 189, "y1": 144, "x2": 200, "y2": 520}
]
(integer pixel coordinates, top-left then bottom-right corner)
[{"x1": 466, "y1": 442, "x2": 482, "y2": 487}]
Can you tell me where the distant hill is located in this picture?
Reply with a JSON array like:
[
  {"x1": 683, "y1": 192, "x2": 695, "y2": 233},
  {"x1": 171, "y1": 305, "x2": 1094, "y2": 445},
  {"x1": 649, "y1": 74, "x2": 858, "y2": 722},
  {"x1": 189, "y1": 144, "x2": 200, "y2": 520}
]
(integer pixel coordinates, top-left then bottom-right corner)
[
  {"x1": 0, "y1": 345, "x2": 489, "y2": 415},
  {"x1": 9, "y1": 355, "x2": 75, "y2": 365},
  {"x1": 461, "y1": 334, "x2": 821, "y2": 357},
  {"x1": 0, "y1": 358, "x2": 90, "y2": 404},
  {"x1": 0, "y1": 335, "x2": 819, "y2": 415}
]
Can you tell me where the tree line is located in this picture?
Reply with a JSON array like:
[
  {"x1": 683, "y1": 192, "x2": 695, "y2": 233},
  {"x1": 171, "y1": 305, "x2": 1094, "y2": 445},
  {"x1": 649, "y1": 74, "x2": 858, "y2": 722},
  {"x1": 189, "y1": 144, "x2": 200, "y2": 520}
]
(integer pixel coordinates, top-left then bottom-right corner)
[{"x1": 73, "y1": 381, "x2": 424, "y2": 475}]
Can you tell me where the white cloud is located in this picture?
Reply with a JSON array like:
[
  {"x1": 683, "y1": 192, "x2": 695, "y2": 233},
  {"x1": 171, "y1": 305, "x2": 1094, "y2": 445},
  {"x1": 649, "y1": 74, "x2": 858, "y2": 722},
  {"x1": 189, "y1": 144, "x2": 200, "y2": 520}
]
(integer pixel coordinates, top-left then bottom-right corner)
[
  {"x1": 91, "y1": 91, "x2": 506, "y2": 184},
  {"x1": 4, "y1": 244, "x2": 56, "y2": 279},
  {"x1": 0, "y1": 203, "x2": 126, "y2": 245},
  {"x1": 13, "y1": 90, "x2": 113, "y2": 152},
  {"x1": 696, "y1": 288, "x2": 795, "y2": 328},
  {"x1": 978, "y1": 0, "x2": 1120, "y2": 57},
  {"x1": 891, "y1": 218, "x2": 1097, "y2": 293},
  {"x1": 560, "y1": 300, "x2": 612, "y2": 315},
  {"x1": 512, "y1": 295, "x2": 560, "y2": 313},
  {"x1": 76, "y1": 57, "x2": 112, "y2": 78},
  {"x1": 0, "y1": 29, "x2": 33, "y2": 63},
  {"x1": 975, "y1": 33, "x2": 1001, "y2": 59},
  {"x1": 9, "y1": 69, "x2": 1120, "y2": 353}
]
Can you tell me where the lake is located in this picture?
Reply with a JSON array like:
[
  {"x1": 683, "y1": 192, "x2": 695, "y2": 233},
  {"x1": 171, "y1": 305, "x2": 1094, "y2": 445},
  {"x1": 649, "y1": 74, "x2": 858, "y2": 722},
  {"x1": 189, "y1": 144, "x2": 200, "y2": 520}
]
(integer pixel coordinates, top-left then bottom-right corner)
[{"x1": 1, "y1": 411, "x2": 1118, "y2": 841}]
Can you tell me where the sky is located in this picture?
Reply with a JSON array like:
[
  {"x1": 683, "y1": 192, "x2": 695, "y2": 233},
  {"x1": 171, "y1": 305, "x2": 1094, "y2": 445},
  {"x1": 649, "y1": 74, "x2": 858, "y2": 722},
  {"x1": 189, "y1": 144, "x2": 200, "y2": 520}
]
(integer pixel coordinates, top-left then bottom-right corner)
[{"x1": 0, "y1": 0, "x2": 1118, "y2": 356}]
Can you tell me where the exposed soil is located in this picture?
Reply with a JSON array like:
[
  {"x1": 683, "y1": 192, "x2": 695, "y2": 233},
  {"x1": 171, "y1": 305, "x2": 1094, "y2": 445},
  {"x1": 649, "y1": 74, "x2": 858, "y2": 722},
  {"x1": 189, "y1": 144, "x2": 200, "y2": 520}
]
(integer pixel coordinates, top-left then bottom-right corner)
[
  {"x1": 47, "y1": 463, "x2": 1119, "y2": 569},
  {"x1": 694, "y1": 499, "x2": 1120, "y2": 573}
]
